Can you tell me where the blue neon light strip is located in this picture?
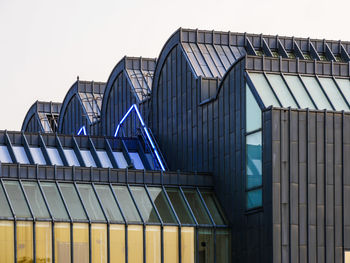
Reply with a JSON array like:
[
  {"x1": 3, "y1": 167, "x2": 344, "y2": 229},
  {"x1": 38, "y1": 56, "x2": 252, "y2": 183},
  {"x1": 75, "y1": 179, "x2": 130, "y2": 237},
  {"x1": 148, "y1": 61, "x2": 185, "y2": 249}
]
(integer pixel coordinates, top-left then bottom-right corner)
[
  {"x1": 77, "y1": 125, "x2": 87, "y2": 136},
  {"x1": 114, "y1": 104, "x2": 165, "y2": 171}
]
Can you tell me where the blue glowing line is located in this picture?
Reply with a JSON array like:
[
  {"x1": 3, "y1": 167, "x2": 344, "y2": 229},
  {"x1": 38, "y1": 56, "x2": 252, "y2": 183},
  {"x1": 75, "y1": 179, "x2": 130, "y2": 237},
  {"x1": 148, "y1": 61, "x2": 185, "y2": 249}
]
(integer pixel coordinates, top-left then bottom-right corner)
[
  {"x1": 114, "y1": 104, "x2": 166, "y2": 171},
  {"x1": 77, "y1": 125, "x2": 87, "y2": 136}
]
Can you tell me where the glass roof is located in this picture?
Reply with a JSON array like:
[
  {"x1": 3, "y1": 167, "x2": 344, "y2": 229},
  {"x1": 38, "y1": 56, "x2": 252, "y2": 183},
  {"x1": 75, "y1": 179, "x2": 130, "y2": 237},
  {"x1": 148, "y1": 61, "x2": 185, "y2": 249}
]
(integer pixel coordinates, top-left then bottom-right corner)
[
  {"x1": 0, "y1": 181, "x2": 226, "y2": 227},
  {"x1": 78, "y1": 91, "x2": 103, "y2": 123},
  {"x1": 247, "y1": 72, "x2": 350, "y2": 111},
  {"x1": 182, "y1": 42, "x2": 245, "y2": 78},
  {"x1": 126, "y1": 69, "x2": 153, "y2": 102}
]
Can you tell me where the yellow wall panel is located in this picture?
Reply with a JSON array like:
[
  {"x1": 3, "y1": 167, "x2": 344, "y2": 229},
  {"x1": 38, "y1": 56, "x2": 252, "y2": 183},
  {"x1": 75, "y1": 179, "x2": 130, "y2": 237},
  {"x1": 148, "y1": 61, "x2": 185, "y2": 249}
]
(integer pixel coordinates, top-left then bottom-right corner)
[
  {"x1": 146, "y1": 225, "x2": 161, "y2": 263},
  {"x1": 164, "y1": 226, "x2": 178, "y2": 263},
  {"x1": 91, "y1": 224, "x2": 107, "y2": 263},
  {"x1": 110, "y1": 224, "x2": 125, "y2": 263},
  {"x1": 55, "y1": 223, "x2": 71, "y2": 263},
  {"x1": 128, "y1": 225, "x2": 143, "y2": 263},
  {"x1": 0, "y1": 221, "x2": 14, "y2": 262},
  {"x1": 73, "y1": 223, "x2": 89, "y2": 263},
  {"x1": 181, "y1": 227, "x2": 195, "y2": 263},
  {"x1": 36, "y1": 221, "x2": 52, "y2": 263},
  {"x1": 17, "y1": 221, "x2": 33, "y2": 263}
]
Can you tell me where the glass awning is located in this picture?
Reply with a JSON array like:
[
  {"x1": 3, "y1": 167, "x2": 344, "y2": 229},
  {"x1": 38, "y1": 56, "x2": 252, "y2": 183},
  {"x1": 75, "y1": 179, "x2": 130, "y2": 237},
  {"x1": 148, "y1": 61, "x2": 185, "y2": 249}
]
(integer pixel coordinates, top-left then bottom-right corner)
[
  {"x1": 0, "y1": 180, "x2": 227, "y2": 227},
  {"x1": 247, "y1": 71, "x2": 350, "y2": 111}
]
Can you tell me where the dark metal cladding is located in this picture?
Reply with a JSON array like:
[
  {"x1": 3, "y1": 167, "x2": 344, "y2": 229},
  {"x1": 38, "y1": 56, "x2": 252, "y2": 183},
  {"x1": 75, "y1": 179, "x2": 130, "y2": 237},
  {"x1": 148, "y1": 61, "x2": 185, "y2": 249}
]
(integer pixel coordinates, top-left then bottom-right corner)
[
  {"x1": 22, "y1": 101, "x2": 61, "y2": 133},
  {"x1": 58, "y1": 79, "x2": 105, "y2": 136},
  {"x1": 101, "y1": 56, "x2": 156, "y2": 137}
]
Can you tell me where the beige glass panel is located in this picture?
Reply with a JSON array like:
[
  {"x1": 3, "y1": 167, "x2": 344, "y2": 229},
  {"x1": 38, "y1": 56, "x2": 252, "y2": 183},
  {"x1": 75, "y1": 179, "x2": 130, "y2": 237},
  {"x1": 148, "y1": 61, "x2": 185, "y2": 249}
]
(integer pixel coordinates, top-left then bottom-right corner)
[
  {"x1": 181, "y1": 227, "x2": 195, "y2": 263},
  {"x1": 146, "y1": 225, "x2": 161, "y2": 263},
  {"x1": 128, "y1": 225, "x2": 143, "y2": 263},
  {"x1": 73, "y1": 223, "x2": 89, "y2": 263},
  {"x1": 17, "y1": 221, "x2": 33, "y2": 263},
  {"x1": 0, "y1": 221, "x2": 14, "y2": 262},
  {"x1": 91, "y1": 224, "x2": 107, "y2": 263},
  {"x1": 216, "y1": 229, "x2": 231, "y2": 263},
  {"x1": 346, "y1": 251, "x2": 350, "y2": 263},
  {"x1": 110, "y1": 224, "x2": 125, "y2": 263},
  {"x1": 164, "y1": 226, "x2": 179, "y2": 263},
  {"x1": 55, "y1": 223, "x2": 71, "y2": 263},
  {"x1": 36, "y1": 221, "x2": 52, "y2": 263}
]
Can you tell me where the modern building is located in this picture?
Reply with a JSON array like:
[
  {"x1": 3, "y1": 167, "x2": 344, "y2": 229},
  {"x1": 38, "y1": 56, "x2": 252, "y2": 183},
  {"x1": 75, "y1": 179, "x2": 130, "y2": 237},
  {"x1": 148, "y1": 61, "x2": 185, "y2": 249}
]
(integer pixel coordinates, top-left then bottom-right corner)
[{"x1": 0, "y1": 28, "x2": 349, "y2": 263}]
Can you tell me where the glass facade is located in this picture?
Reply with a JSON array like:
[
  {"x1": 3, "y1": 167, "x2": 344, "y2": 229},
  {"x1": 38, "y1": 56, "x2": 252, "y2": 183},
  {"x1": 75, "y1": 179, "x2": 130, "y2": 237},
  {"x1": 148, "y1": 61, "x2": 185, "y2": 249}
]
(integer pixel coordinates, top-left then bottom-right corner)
[{"x1": 0, "y1": 180, "x2": 229, "y2": 262}]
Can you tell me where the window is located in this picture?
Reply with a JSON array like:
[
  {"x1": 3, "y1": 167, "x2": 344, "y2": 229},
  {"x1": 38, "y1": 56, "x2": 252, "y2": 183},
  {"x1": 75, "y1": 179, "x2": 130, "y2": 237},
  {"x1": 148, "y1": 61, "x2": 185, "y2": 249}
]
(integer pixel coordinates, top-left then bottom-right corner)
[{"x1": 245, "y1": 84, "x2": 263, "y2": 210}]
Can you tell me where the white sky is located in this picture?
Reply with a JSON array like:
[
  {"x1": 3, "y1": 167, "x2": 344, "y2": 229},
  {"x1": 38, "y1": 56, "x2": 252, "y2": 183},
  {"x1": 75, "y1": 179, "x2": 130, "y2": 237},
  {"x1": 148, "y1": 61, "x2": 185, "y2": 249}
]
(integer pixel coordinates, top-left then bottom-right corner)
[{"x1": 0, "y1": 0, "x2": 349, "y2": 130}]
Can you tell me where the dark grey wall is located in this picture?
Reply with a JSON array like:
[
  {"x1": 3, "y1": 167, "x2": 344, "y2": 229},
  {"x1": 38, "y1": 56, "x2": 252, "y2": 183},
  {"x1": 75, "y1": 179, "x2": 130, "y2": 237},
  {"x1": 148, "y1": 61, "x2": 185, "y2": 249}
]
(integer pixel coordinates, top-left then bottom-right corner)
[
  {"x1": 267, "y1": 108, "x2": 350, "y2": 263},
  {"x1": 152, "y1": 46, "x2": 271, "y2": 262},
  {"x1": 24, "y1": 115, "x2": 42, "y2": 133}
]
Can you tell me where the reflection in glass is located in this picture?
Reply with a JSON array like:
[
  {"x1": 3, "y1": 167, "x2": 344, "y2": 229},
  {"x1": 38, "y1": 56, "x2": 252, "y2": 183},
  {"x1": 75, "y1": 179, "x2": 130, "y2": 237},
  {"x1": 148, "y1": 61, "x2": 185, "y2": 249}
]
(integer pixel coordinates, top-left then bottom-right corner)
[
  {"x1": 12, "y1": 146, "x2": 30, "y2": 164},
  {"x1": 73, "y1": 223, "x2": 89, "y2": 263},
  {"x1": 128, "y1": 225, "x2": 143, "y2": 263},
  {"x1": 91, "y1": 224, "x2": 107, "y2": 263},
  {"x1": 246, "y1": 132, "x2": 262, "y2": 189},
  {"x1": 129, "y1": 186, "x2": 159, "y2": 223},
  {"x1": 110, "y1": 224, "x2": 125, "y2": 263},
  {"x1": 59, "y1": 183, "x2": 87, "y2": 221},
  {"x1": 198, "y1": 228, "x2": 214, "y2": 263},
  {"x1": 95, "y1": 185, "x2": 123, "y2": 222},
  {"x1": 0, "y1": 145, "x2": 12, "y2": 163},
  {"x1": 3, "y1": 180, "x2": 31, "y2": 218},
  {"x1": 146, "y1": 226, "x2": 161, "y2": 263},
  {"x1": 148, "y1": 187, "x2": 177, "y2": 224},
  {"x1": 40, "y1": 182, "x2": 69, "y2": 221},
  {"x1": 112, "y1": 185, "x2": 141, "y2": 223},
  {"x1": 0, "y1": 184, "x2": 12, "y2": 218},
  {"x1": 47, "y1": 148, "x2": 64, "y2": 166},
  {"x1": 216, "y1": 229, "x2": 231, "y2": 263},
  {"x1": 284, "y1": 75, "x2": 315, "y2": 109},
  {"x1": 200, "y1": 190, "x2": 225, "y2": 225},
  {"x1": 96, "y1": 150, "x2": 113, "y2": 168},
  {"x1": 29, "y1": 147, "x2": 46, "y2": 165},
  {"x1": 36, "y1": 221, "x2": 52, "y2": 263},
  {"x1": 247, "y1": 188, "x2": 263, "y2": 209},
  {"x1": 80, "y1": 150, "x2": 97, "y2": 167},
  {"x1": 63, "y1": 148, "x2": 80, "y2": 166},
  {"x1": 0, "y1": 221, "x2": 14, "y2": 262},
  {"x1": 181, "y1": 227, "x2": 195, "y2": 263},
  {"x1": 55, "y1": 223, "x2": 71, "y2": 263},
  {"x1": 318, "y1": 77, "x2": 349, "y2": 111},
  {"x1": 112, "y1": 152, "x2": 128, "y2": 169},
  {"x1": 301, "y1": 76, "x2": 332, "y2": 110},
  {"x1": 266, "y1": 74, "x2": 297, "y2": 108},
  {"x1": 77, "y1": 184, "x2": 105, "y2": 221},
  {"x1": 22, "y1": 181, "x2": 50, "y2": 219},
  {"x1": 129, "y1": 152, "x2": 144, "y2": 169},
  {"x1": 17, "y1": 221, "x2": 33, "y2": 263},
  {"x1": 335, "y1": 78, "x2": 350, "y2": 104},
  {"x1": 164, "y1": 226, "x2": 179, "y2": 263},
  {"x1": 183, "y1": 189, "x2": 211, "y2": 225},
  {"x1": 248, "y1": 73, "x2": 280, "y2": 108},
  {"x1": 246, "y1": 85, "x2": 261, "y2": 133},
  {"x1": 166, "y1": 188, "x2": 195, "y2": 224}
]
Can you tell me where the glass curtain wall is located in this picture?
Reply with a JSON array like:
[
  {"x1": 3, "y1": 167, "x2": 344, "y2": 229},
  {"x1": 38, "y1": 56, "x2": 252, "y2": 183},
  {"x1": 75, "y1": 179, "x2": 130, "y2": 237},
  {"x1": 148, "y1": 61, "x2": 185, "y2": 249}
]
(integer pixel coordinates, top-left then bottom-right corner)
[{"x1": 0, "y1": 180, "x2": 230, "y2": 263}]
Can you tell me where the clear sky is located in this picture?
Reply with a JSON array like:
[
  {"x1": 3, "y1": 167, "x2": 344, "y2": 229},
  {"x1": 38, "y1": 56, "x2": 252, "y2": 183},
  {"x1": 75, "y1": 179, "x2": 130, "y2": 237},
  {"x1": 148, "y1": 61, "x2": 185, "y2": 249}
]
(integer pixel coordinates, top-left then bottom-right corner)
[{"x1": 0, "y1": 0, "x2": 349, "y2": 130}]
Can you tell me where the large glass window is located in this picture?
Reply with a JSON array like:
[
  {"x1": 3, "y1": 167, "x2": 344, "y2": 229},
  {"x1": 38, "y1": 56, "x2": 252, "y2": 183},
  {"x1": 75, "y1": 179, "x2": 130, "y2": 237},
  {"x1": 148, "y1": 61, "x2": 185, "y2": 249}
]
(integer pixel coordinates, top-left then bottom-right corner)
[
  {"x1": 146, "y1": 225, "x2": 161, "y2": 263},
  {"x1": 47, "y1": 147, "x2": 64, "y2": 166},
  {"x1": 110, "y1": 224, "x2": 125, "y2": 263},
  {"x1": 0, "y1": 183, "x2": 13, "y2": 218},
  {"x1": 246, "y1": 86, "x2": 261, "y2": 133},
  {"x1": 73, "y1": 223, "x2": 89, "y2": 263},
  {"x1": 94, "y1": 184, "x2": 124, "y2": 223},
  {"x1": 265, "y1": 73, "x2": 297, "y2": 108},
  {"x1": 245, "y1": 84, "x2": 263, "y2": 210},
  {"x1": 12, "y1": 146, "x2": 30, "y2": 164},
  {"x1": 0, "y1": 145, "x2": 12, "y2": 163},
  {"x1": 283, "y1": 75, "x2": 315, "y2": 109},
  {"x1": 40, "y1": 182, "x2": 69, "y2": 221},
  {"x1": 91, "y1": 224, "x2": 107, "y2": 263},
  {"x1": 112, "y1": 185, "x2": 141, "y2": 223},
  {"x1": 200, "y1": 190, "x2": 226, "y2": 225},
  {"x1": 0, "y1": 221, "x2": 14, "y2": 262},
  {"x1": 335, "y1": 78, "x2": 350, "y2": 104},
  {"x1": 127, "y1": 225, "x2": 143, "y2": 263},
  {"x1": 36, "y1": 221, "x2": 52, "y2": 263},
  {"x1": 76, "y1": 184, "x2": 105, "y2": 222},
  {"x1": 166, "y1": 188, "x2": 195, "y2": 224},
  {"x1": 183, "y1": 189, "x2": 211, "y2": 225},
  {"x1": 318, "y1": 77, "x2": 349, "y2": 111},
  {"x1": 198, "y1": 228, "x2": 214, "y2": 263},
  {"x1": 22, "y1": 181, "x2": 50, "y2": 219},
  {"x1": 17, "y1": 221, "x2": 33, "y2": 263},
  {"x1": 59, "y1": 183, "x2": 87, "y2": 221},
  {"x1": 29, "y1": 147, "x2": 46, "y2": 165},
  {"x1": 54, "y1": 223, "x2": 71, "y2": 263},
  {"x1": 148, "y1": 187, "x2": 177, "y2": 224},
  {"x1": 301, "y1": 76, "x2": 333, "y2": 110},
  {"x1": 164, "y1": 226, "x2": 179, "y2": 263},
  {"x1": 3, "y1": 181, "x2": 32, "y2": 218},
  {"x1": 129, "y1": 186, "x2": 159, "y2": 223},
  {"x1": 248, "y1": 73, "x2": 280, "y2": 107}
]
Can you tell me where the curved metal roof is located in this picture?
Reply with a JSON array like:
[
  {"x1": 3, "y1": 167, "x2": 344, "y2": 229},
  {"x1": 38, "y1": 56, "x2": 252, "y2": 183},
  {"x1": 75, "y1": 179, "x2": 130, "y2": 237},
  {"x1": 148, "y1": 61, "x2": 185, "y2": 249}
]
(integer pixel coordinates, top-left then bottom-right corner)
[{"x1": 21, "y1": 101, "x2": 62, "y2": 133}]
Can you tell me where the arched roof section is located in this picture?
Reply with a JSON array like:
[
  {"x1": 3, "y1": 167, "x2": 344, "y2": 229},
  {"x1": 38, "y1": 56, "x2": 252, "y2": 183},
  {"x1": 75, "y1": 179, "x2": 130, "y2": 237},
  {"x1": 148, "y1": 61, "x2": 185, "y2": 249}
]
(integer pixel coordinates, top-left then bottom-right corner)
[
  {"x1": 21, "y1": 101, "x2": 62, "y2": 133},
  {"x1": 101, "y1": 56, "x2": 156, "y2": 135},
  {"x1": 58, "y1": 79, "x2": 105, "y2": 135}
]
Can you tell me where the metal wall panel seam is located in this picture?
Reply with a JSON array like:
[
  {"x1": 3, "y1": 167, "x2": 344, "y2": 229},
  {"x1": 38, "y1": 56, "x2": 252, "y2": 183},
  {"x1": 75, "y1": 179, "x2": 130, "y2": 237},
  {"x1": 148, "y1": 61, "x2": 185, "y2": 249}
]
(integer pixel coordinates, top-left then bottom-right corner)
[
  {"x1": 306, "y1": 109, "x2": 310, "y2": 262},
  {"x1": 288, "y1": 108, "x2": 292, "y2": 263},
  {"x1": 324, "y1": 110, "x2": 327, "y2": 262}
]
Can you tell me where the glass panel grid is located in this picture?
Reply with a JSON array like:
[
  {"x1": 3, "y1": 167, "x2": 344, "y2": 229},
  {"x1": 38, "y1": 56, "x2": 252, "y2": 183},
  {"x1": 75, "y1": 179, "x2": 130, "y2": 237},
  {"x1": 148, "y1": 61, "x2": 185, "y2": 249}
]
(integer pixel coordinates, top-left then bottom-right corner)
[
  {"x1": 29, "y1": 147, "x2": 46, "y2": 165},
  {"x1": 113, "y1": 151, "x2": 128, "y2": 169},
  {"x1": 246, "y1": 132, "x2": 262, "y2": 189},
  {"x1": 80, "y1": 150, "x2": 97, "y2": 167},
  {"x1": 199, "y1": 190, "x2": 226, "y2": 225},
  {"x1": 318, "y1": 77, "x2": 349, "y2": 111},
  {"x1": 54, "y1": 223, "x2": 71, "y2": 263},
  {"x1": 77, "y1": 184, "x2": 105, "y2": 222},
  {"x1": 130, "y1": 186, "x2": 160, "y2": 223},
  {"x1": 284, "y1": 75, "x2": 315, "y2": 109},
  {"x1": 36, "y1": 221, "x2": 52, "y2": 263},
  {"x1": 335, "y1": 78, "x2": 350, "y2": 105},
  {"x1": 63, "y1": 148, "x2": 80, "y2": 166},
  {"x1": 17, "y1": 221, "x2": 33, "y2": 263},
  {"x1": 73, "y1": 223, "x2": 89, "y2": 263},
  {"x1": 112, "y1": 185, "x2": 141, "y2": 223},
  {"x1": 47, "y1": 147, "x2": 63, "y2": 166},
  {"x1": 164, "y1": 226, "x2": 179, "y2": 263},
  {"x1": 12, "y1": 146, "x2": 30, "y2": 164},
  {"x1": 129, "y1": 152, "x2": 144, "y2": 170},
  {"x1": 0, "y1": 183, "x2": 12, "y2": 218},
  {"x1": 127, "y1": 225, "x2": 143, "y2": 263},
  {"x1": 22, "y1": 181, "x2": 50, "y2": 219},
  {"x1": 110, "y1": 224, "x2": 125, "y2": 263},
  {"x1": 148, "y1": 187, "x2": 177, "y2": 224},
  {"x1": 3, "y1": 180, "x2": 32, "y2": 218},
  {"x1": 166, "y1": 188, "x2": 195, "y2": 225},
  {"x1": 0, "y1": 145, "x2": 13, "y2": 163},
  {"x1": 96, "y1": 150, "x2": 113, "y2": 168},
  {"x1": 94, "y1": 184, "x2": 123, "y2": 222},
  {"x1": 183, "y1": 189, "x2": 211, "y2": 225},
  {"x1": 266, "y1": 73, "x2": 298, "y2": 108},
  {"x1": 246, "y1": 85, "x2": 261, "y2": 133},
  {"x1": 0, "y1": 221, "x2": 14, "y2": 262},
  {"x1": 247, "y1": 188, "x2": 263, "y2": 209},
  {"x1": 91, "y1": 224, "x2": 107, "y2": 263},
  {"x1": 59, "y1": 183, "x2": 87, "y2": 221},
  {"x1": 301, "y1": 76, "x2": 333, "y2": 110}
]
